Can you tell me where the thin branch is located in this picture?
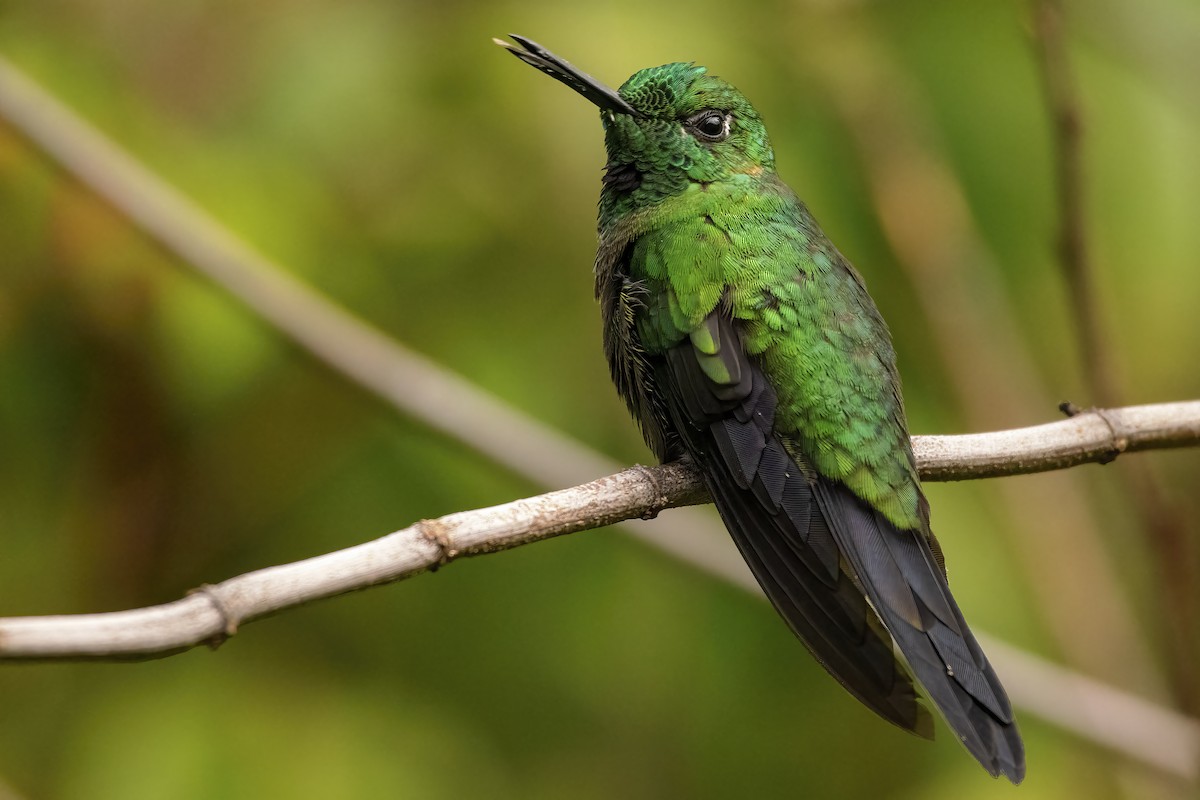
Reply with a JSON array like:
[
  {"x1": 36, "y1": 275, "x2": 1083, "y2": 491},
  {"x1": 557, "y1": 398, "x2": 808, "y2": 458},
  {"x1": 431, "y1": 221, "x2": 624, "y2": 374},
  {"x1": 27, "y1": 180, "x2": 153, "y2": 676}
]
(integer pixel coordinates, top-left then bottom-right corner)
[
  {"x1": 0, "y1": 463, "x2": 700, "y2": 661},
  {"x1": 914, "y1": 401, "x2": 1200, "y2": 480},
  {"x1": 1, "y1": 424, "x2": 1198, "y2": 776},
  {"x1": 3, "y1": 54, "x2": 1199, "y2": 779},
  {"x1": 2, "y1": 401, "x2": 1198, "y2": 663}
]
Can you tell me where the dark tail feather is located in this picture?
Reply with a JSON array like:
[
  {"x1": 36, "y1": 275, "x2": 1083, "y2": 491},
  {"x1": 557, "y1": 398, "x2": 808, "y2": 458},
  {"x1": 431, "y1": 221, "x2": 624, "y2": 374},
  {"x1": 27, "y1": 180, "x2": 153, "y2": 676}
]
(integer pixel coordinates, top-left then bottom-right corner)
[{"x1": 814, "y1": 481, "x2": 1026, "y2": 783}]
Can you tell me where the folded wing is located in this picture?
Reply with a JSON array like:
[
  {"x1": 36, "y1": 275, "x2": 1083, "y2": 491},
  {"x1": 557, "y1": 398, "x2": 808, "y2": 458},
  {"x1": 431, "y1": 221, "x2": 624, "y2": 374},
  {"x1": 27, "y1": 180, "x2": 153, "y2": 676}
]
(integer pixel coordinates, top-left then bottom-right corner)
[{"x1": 659, "y1": 305, "x2": 1024, "y2": 782}]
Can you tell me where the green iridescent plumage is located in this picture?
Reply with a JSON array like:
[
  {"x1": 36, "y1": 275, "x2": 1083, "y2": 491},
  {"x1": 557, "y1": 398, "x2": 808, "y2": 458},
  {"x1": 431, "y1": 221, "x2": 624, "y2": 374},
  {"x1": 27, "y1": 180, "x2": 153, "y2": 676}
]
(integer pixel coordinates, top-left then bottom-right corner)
[{"x1": 499, "y1": 35, "x2": 1025, "y2": 783}]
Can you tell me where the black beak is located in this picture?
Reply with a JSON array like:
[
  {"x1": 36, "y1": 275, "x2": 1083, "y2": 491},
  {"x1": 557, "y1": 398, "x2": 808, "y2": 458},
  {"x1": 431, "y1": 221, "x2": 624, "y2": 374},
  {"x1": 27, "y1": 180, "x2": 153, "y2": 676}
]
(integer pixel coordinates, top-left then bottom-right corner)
[{"x1": 494, "y1": 34, "x2": 641, "y2": 118}]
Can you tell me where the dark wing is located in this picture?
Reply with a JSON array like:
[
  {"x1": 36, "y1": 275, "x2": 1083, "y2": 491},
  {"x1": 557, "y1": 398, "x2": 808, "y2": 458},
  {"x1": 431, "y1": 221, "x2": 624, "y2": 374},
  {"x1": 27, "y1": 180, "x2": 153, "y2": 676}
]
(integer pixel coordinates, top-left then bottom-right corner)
[
  {"x1": 658, "y1": 308, "x2": 931, "y2": 736},
  {"x1": 661, "y1": 306, "x2": 1025, "y2": 782}
]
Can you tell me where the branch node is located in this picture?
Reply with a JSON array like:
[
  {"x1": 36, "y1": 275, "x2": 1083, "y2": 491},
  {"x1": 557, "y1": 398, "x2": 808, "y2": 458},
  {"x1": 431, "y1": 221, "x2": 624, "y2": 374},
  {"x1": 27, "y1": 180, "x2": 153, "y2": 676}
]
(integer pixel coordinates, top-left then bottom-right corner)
[
  {"x1": 1091, "y1": 407, "x2": 1130, "y2": 464},
  {"x1": 418, "y1": 519, "x2": 458, "y2": 571},
  {"x1": 187, "y1": 584, "x2": 240, "y2": 647},
  {"x1": 631, "y1": 464, "x2": 668, "y2": 520}
]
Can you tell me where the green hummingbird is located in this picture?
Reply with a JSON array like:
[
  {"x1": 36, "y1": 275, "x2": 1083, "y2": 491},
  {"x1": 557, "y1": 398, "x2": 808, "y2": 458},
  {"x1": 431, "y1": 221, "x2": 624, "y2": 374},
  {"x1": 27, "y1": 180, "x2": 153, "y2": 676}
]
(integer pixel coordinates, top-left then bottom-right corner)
[{"x1": 496, "y1": 34, "x2": 1024, "y2": 782}]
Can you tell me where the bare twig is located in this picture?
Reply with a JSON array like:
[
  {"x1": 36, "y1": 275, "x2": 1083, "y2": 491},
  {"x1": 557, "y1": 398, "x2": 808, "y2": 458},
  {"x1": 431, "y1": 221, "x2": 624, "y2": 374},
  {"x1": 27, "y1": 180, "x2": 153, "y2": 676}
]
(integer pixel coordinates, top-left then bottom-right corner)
[
  {"x1": 0, "y1": 464, "x2": 698, "y2": 661},
  {"x1": 2, "y1": 401, "x2": 1197, "y2": 662},
  {"x1": 1, "y1": 422, "x2": 1199, "y2": 774},
  {"x1": 914, "y1": 401, "x2": 1200, "y2": 480},
  {"x1": 0, "y1": 463, "x2": 712, "y2": 657}
]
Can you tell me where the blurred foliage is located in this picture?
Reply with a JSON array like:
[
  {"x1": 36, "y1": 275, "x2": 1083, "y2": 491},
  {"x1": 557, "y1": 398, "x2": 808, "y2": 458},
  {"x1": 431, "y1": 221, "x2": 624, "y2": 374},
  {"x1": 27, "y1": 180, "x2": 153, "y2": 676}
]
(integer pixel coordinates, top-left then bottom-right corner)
[{"x1": 1, "y1": 0, "x2": 1198, "y2": 798}]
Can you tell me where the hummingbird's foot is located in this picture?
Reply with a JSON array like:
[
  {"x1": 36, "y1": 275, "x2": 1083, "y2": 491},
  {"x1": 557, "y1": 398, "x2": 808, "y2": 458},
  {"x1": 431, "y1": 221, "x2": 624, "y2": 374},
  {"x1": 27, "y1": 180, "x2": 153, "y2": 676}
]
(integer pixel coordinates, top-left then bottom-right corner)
[
  {"x1": 418, "y1": 519, "x2": 458, "y2": 571},
  {"x1": 631, "y1": 464, "x2": 668, "y2": 520},
  {"x1": 1059, "y1": 400, "x2": 1127, "y2": 463},
  {"x1": 187, "y1": 583, "x2": 240, "y2": 648}
]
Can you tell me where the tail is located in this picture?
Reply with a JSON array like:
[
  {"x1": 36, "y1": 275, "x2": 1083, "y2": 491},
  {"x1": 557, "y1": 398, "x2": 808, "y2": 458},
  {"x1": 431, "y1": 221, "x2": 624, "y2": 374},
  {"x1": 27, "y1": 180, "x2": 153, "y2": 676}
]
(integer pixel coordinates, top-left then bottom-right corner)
[{"x1": 813, "y1": 480, "x2": 1026, "y2": 782}]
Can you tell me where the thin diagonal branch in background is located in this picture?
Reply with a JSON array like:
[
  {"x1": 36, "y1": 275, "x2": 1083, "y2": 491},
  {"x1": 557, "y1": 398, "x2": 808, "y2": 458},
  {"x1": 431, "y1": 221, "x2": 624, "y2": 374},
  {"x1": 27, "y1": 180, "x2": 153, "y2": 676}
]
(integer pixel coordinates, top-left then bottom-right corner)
[
  {"x1": 0, "y1": 51, "x2": 750, "y2": 602},
  {"x1": 1031, "y1": 0, "x2": 1197, "y2": 711},
  {"x1": 3, "y1": 53, "x2": 1199, "y2": 778}
]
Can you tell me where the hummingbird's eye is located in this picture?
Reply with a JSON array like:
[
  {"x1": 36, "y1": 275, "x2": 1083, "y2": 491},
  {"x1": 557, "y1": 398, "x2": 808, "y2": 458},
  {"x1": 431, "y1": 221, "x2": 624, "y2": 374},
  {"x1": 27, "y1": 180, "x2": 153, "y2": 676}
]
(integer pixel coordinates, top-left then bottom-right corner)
[{"x1": 688, "y1": 110, "x2": 730, "y2": 142}]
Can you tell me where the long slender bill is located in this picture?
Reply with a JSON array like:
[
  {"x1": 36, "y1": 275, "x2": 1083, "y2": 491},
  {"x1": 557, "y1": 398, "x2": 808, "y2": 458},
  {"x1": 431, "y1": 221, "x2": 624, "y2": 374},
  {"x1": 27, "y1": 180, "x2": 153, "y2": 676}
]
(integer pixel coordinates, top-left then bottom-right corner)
[{"x1": 494, "y1": 34, "x2": 640, "y2": 117}]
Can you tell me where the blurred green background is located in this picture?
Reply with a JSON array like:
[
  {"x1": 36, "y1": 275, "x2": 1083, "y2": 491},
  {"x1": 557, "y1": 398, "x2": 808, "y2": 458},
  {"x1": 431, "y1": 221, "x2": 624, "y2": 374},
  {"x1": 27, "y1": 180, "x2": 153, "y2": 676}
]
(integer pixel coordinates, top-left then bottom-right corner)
[{"x1": 1, "y1": 0, "x2": 1198, "y2": 798}]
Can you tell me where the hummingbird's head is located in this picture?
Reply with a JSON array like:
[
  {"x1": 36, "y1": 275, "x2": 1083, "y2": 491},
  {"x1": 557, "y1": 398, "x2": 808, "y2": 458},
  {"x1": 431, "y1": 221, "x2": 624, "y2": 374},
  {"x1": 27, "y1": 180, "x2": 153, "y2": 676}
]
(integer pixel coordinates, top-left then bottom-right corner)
[
  {"x1": 605, "y1": 62, "x2": 774, "y2": 181},
  {"x1": 496, "y1": 35, "x2": 775, "y2": 218}
]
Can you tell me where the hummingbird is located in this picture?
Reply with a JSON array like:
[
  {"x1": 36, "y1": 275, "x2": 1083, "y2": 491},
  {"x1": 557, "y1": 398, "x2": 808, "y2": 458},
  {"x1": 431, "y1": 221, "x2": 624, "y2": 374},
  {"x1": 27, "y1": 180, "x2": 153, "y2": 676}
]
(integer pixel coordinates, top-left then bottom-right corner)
[{"x1": 496, "y1": 34, "x2": 1025, "y2": 782}]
